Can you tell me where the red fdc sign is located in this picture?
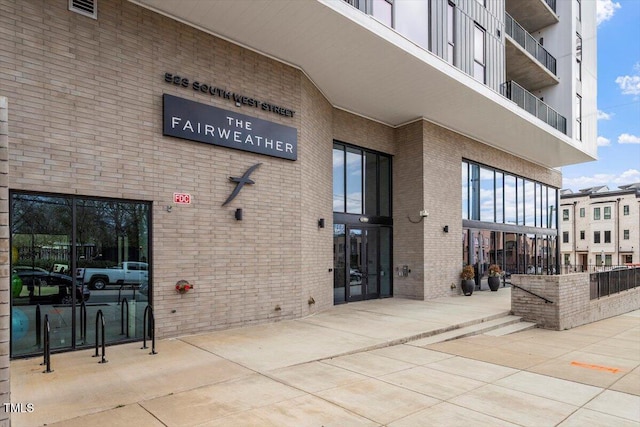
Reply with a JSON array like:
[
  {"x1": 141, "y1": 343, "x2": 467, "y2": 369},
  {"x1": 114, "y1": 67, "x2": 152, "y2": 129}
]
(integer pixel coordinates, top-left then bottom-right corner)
[{"x1": 173, "y1": 193, "x2": 192, "y2": 204}]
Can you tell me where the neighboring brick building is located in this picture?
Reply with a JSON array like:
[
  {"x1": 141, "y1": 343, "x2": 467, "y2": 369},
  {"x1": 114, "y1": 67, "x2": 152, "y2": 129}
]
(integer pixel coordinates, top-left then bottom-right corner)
[
  {"x1": 0, "y1": 2, "x2": 596, "y2": 416},
  {"x1": 560, "y1": 183, "x2": 640, "y2": 271}
]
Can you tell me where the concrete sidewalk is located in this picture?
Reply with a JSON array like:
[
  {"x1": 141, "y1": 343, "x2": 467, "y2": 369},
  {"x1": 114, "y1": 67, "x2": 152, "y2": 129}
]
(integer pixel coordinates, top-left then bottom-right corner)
[{"x1": 9, "y1": 289, "x2": 640, "y2": 426}]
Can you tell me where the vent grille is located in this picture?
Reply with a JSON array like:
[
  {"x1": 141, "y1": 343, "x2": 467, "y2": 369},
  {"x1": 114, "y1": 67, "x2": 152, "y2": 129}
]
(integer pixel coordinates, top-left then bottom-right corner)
[{"x1": 69, "y1": 0, "x2": 97, "y2": 19}]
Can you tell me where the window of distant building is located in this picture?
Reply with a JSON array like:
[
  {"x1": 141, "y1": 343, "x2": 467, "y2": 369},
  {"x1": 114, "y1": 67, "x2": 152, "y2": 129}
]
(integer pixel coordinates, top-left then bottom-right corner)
[
  {"x1": 624, "y1": 254, "x2": 633, "y2": 264},
  {"x1": 593, "y1": 207, "x2": 600, "y2": 220},
  {"x1": 604, "y1": 206, "x2": 611, "y2": 219},
  {"x1": 473, "y1": 24, "x2": 486, "y2": 83},
  {"x1": 604, "y1": 230, "x2": 611, "y2": 243},
  {"x1": 623, "y1": 205, "x2": 629, "y2": 215},
  {"x1": 564, "y1": 253, "x2": 570, "y2": 265},
  {"x1": 594, "y1": 231, "x2": 600, "y2": 244},
  {"x1": 563, "y1": 209, "x2": 569, "y2": 221},
  {"x1": 579, "y1": 207, "x2": 585, "y2": 217},
  {"x1": 562, "y1": 231, "x2": 569, "y2": 243},
  {"x1": 624, "y1": 229, "x2": 630, "y2": 240},
  {"x1": 580, "y1": 230, "x2": 585, "y2": 240}
]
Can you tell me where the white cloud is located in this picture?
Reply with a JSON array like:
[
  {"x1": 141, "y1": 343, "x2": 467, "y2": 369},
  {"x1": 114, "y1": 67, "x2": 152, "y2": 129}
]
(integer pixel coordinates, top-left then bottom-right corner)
[
  {"x1": 597, "y1": 136, "x2": 611, "y2": 146},
  {"x1": 615, "y1": 74, "x2": 640, "y2": 95},
  {"x1": 597, "y1": 110, "x2": 612, "y2": 120},
  {"x1": 597, "y1": 0, "x2": 621, "y2": 25},
  {"x1": 618, "y1": 133, "x2": 640, "y2": 144},
  {"x1": 563, "y1": 169, "x2": 640, "y2": 191}
]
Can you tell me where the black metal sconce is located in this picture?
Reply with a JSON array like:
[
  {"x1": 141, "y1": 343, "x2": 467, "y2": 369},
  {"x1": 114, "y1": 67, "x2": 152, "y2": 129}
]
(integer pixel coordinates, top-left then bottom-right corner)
[
  {"x1": 443, "y1": 225, "x2": 449, "y2": 233},
  {"x1": 318, "y1": 218, "x2": 325, "y2": 228},
  {"x1": 235, "y1": 208, "x2": 243, "y2": 221}
]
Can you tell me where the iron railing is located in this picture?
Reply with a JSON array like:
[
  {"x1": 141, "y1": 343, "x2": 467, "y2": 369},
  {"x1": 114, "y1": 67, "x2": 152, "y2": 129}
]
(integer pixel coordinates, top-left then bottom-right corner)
[
  {"x1": 501, "y1": 80, "x2": 567, "y2": 134},
  {"x1": 505, "y1": 13, "x2": 557, "y2": 75},
  {"x1": 544, "y1": 0, "x2": 557, "y2": 13},
  {"x1": 589, "y1": 266, "x2": 640, "y2": 299}
]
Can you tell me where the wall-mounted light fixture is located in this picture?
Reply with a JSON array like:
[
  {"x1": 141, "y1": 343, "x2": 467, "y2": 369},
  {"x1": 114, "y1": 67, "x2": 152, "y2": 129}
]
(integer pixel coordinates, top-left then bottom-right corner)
[
  {"x1": 443, "y1": 225, "x2": 449, "y2": 233},
  {"x1": 166, "y1": 206, "x2": 172, "y2": 213},
  {"x1": 318, "y1": 218, "x2": 325, "y2": 228},
  {"x1": 408, "y1": 210, "x2": 429, "y2": 223},
  {"x1": 235, "y1": 208, "x2": 243, "y2": 221}
]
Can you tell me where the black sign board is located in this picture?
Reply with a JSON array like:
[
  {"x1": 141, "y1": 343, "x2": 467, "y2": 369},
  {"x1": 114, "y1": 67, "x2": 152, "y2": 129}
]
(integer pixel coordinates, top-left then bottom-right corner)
[{"x1": 163, "y1": 94, "x2": 297, "y2": 161}]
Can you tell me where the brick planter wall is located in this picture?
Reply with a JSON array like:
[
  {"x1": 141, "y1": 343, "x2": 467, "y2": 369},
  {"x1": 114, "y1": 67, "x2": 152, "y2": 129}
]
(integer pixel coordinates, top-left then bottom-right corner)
[{"x1": 511, "y1": 273, "x2": 640, "y2": 330}]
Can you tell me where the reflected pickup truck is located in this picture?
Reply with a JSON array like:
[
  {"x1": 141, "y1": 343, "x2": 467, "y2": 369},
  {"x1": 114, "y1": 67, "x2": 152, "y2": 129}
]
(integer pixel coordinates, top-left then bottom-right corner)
[{"x1": 76, "y1": 262, "x2": 148, "y2": 290}]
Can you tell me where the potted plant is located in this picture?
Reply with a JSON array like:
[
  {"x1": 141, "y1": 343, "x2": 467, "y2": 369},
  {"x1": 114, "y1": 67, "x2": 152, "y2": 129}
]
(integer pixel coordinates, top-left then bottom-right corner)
[
  {"x1": 460, "y1": 265, "x2": 475, "y2": 296},
  {"x1": 487, "y1": 264, "x2": 503, "y2": 291}
]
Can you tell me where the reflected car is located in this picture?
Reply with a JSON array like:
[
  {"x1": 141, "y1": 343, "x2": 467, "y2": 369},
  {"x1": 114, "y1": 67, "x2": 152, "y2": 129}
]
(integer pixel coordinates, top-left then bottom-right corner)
[
  {"x1": 138, "y1": 280, "x2": 149, "y2": 297},
  {"x1": 13, "y1": 266, "x2": 90, "y2": 305}
]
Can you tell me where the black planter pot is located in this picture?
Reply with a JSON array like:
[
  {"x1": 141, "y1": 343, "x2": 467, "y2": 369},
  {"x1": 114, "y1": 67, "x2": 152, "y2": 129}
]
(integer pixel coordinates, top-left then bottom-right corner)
[
  {"x1": 488, "y1": 276, "x2": 501, "y2": 291},
  {"x1": 461, "y1": 279, "x2": 474, "y2": 296}
]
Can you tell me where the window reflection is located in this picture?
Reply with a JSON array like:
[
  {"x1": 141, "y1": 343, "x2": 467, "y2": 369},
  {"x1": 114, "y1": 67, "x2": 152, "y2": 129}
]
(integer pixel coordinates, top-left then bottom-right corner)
[
  {"x1": 333, "y1": 147, "x2": 345, "y2": 212},
  {"x1": 480, "y1": 167, "x2": 494, "y2": 222},
  {"x1": 461, "y1": 161, "x2": 559, "y2": 277},
  {"x1": 395, "y1": 0, "x2": 429, "y2": 48},
  {"x1": 333, "y1": 143, "x2": 392, "y2": 217},
  {"x1": 10, "y1": 193, "x2": 151, "y2": 358},
  {"x1": 346, "y1": 148, "x2": 362, "y2": 214}
]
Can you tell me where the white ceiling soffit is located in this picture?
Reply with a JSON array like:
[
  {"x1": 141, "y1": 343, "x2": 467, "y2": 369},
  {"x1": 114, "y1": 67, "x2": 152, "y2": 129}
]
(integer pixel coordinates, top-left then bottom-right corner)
[{"x1": 130, "y1": 0, "x2": 595, "y2": 169}]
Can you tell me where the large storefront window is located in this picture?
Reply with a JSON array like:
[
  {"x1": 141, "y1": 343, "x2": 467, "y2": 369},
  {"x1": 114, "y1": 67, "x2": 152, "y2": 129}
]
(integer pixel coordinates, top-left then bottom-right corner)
[
  {"x1": 10, "y1": 192, "x2": 151, "y2": 358},
  {"x1": 333, "y1": 142, "x2": 392, "y2": 304},
  {"x1": 461, "y1": 160, "x2": 559, "y2": 288}
]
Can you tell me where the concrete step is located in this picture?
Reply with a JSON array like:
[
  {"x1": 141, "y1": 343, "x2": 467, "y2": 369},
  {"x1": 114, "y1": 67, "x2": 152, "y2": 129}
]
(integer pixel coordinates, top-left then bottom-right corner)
[
  {"x1": 483, "y1": 321, "x2": 536, "y2": 336},
  {"x1": 408, "y1": 315, "x2": 526, "y2": 346}
]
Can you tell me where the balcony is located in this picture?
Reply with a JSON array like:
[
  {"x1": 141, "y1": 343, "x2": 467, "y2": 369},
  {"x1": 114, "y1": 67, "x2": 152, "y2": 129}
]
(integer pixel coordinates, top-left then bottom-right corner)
[
  {"x1": 501, "y1": 81, "x2": 567, "y2": 135},
  {"x1": 505, "y1": 13, "x2": 559, "y2": 91},
  {"x1": 506, "y1": 0, "x2": 558, "y2": 33}
]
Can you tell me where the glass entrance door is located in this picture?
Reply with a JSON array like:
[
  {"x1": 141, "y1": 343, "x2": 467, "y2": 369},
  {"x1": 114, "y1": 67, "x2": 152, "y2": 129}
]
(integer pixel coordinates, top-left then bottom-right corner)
[{"x1": 347, "y1": 227, "x2": 379, "y2": 302}]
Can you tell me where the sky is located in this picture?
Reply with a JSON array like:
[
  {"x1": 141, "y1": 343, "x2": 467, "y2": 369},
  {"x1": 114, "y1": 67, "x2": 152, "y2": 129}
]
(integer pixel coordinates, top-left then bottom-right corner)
[{"x1": 561, "y1": 0, "x2": 640, "y2": 191}]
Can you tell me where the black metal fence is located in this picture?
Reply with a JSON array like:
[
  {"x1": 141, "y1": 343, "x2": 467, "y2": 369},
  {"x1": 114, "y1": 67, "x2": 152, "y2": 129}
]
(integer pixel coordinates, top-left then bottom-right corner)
[{"x1": 590, "y1": 266, "x2": 640, "y2": 299}]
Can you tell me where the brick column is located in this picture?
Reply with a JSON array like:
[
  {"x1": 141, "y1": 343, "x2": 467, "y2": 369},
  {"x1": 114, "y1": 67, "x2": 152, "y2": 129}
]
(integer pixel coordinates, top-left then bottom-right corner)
[{"x1": 0, "y1": 96, "x2": 10, "y2": 426}]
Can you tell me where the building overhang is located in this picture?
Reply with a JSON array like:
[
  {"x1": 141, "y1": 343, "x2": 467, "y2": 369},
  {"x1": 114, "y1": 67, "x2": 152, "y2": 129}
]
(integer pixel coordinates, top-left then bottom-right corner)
[{"x1": 130, "y1": 0, "x2": 595, "y2": 169}]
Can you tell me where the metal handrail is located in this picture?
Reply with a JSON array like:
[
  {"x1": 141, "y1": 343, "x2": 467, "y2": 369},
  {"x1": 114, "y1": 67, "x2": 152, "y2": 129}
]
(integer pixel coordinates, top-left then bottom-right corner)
[
  {"x1": 500, "y1": 80, "x2": 567, "y2": 134},
  {"x1": 505, "y1": 13, "x2": 557, "y2": 75},
  {"x1": 511, "y1": 283, "x2": 554, "y2": 304}
]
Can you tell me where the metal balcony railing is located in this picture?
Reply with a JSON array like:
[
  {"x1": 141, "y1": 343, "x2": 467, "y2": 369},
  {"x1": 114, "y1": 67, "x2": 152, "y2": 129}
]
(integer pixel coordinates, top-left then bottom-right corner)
[
  {"x1": 545, "y1": 0, "x2": 557, "y2": 13},
  {"x1": 505, "y1": 13, "x2": 557, "y2": 75},
  {"x1": 501, "y1": 80, "x2": 567, "y2": 134}
]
